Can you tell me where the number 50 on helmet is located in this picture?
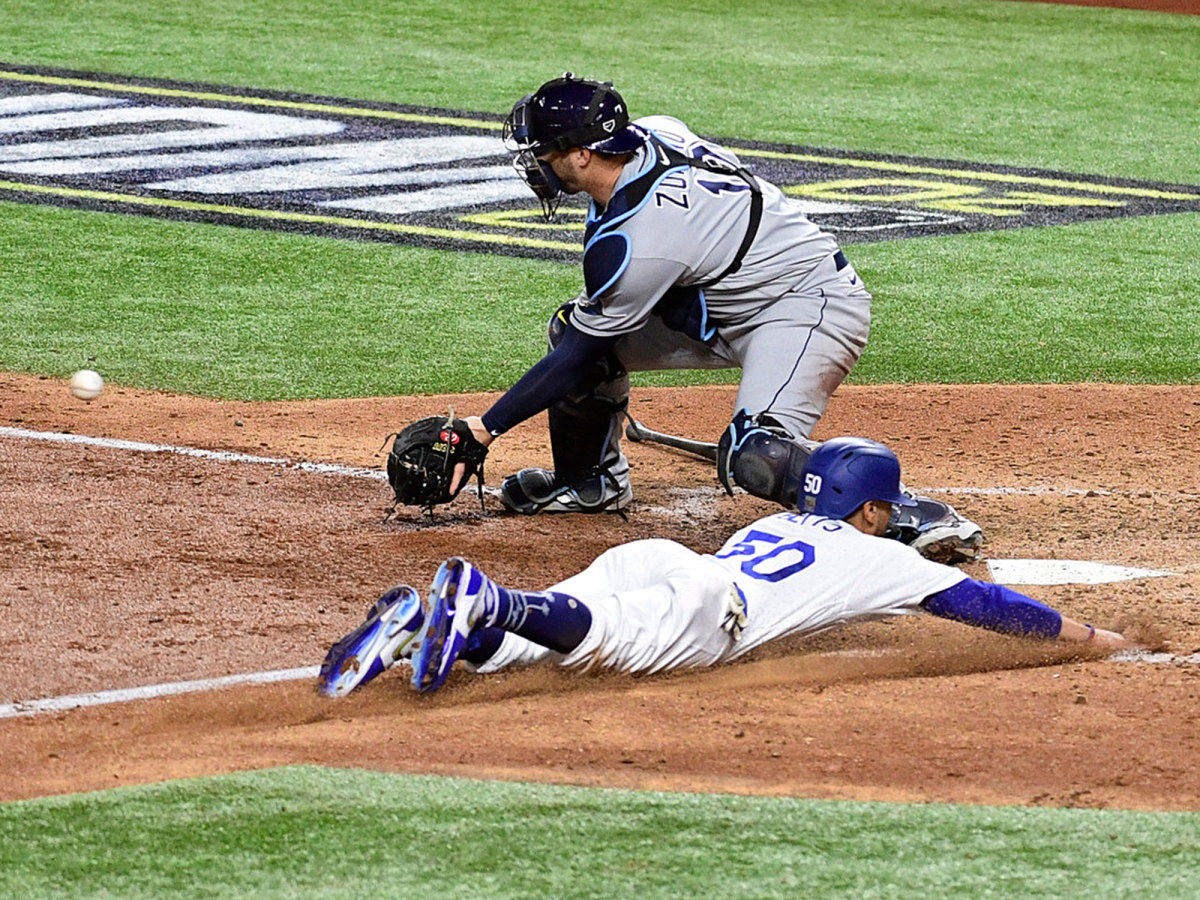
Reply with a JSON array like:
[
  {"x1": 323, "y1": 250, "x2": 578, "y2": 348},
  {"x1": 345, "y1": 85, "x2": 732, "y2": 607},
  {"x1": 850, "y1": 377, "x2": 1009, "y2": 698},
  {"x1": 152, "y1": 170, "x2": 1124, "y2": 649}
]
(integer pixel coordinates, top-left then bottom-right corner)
[{"x1": 800, "y1": 437, "x2": 917, "y2": 520}]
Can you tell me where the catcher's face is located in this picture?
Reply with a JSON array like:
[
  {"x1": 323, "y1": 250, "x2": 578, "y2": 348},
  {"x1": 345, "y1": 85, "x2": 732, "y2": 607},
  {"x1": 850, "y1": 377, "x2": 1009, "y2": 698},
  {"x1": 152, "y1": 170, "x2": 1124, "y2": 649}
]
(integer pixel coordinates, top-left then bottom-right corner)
[{"x1": 538, "y1": 148, "x2": 586, "y2": 195}]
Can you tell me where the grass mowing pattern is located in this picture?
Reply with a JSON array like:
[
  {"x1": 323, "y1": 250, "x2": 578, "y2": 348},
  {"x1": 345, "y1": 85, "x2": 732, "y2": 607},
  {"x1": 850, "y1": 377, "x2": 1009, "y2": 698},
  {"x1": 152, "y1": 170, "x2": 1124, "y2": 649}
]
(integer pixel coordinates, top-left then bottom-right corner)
[
  {"x1": 2, "y1": 0, "x2": 1198, "y2": 181},
  {"x1": 2, "y1": 767, "x2": 1199, "y2": 899},
  {"x1": 3, "y1": 202, "x2": 1197, "y2": 397},
  {"x1": 1, "y1": 0, "x2": 1198, "y2": 395}
]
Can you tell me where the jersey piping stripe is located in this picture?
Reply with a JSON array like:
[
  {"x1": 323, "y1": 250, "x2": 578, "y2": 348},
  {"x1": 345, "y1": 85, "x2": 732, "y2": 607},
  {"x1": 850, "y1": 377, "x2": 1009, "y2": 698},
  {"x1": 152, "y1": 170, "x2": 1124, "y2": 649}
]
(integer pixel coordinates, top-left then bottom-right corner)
[
  {"x1": 587, "y1": 164, "x2": 690, "y2": 240},
  {"x1": 767, "y1": 289, "x2": 829, "y2": 414}
]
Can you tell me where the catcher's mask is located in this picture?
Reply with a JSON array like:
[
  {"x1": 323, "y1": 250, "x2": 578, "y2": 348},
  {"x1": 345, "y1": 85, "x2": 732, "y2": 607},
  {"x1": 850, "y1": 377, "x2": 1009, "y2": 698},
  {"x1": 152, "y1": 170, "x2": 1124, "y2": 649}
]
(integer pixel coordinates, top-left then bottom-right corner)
[
  {"x1": 502, "y1": 72, "x2": 647, "y2": 219},
  {"x1": 799, "y1": 437, "x2": 918, "y2": 520}
]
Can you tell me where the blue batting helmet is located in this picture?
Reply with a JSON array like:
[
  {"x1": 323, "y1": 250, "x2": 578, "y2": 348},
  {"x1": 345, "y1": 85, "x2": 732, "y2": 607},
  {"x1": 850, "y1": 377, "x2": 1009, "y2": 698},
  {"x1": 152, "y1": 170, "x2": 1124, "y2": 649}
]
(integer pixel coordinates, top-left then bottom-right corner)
[{"x1": 800, "y1": 437, "x2": 917, "y2": 519}]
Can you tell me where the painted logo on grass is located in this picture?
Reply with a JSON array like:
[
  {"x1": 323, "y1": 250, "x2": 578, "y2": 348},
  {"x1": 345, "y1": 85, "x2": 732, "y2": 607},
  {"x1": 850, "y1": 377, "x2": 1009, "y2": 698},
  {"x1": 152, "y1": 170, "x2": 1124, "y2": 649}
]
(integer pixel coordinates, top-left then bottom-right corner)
[{"x1": 2, "y1": 63, "x2": 1198, "y2": 260}]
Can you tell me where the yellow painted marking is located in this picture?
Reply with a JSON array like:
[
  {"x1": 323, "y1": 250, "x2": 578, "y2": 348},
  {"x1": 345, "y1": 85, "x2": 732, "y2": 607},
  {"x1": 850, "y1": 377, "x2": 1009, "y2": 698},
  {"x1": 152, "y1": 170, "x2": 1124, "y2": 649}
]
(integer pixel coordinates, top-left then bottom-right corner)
[
  {"x1": 924, "y1": 190, "x2": 1124, "y2": 216},
  {"x1": 785, "y1": 178, "x2": 984, "y2": 204},
  {"x1": 0, "y1": 68, "x2": 502, "y2": 131},
  {"x1": 3, "y1": 66, "x2": 1195, "y2": 243},
  {"x1": 460, "y1": 207, "x2": 588, "y2": 231},
  {"x1": 0, "y1": 179, "x2": 578, "y2": 251},
  {"x1": 786, "y1": 179, "x2": 1130, "y2": 218},
  {"x1": 741, "y1": 147, "x2": 1200, "y2": 201}
]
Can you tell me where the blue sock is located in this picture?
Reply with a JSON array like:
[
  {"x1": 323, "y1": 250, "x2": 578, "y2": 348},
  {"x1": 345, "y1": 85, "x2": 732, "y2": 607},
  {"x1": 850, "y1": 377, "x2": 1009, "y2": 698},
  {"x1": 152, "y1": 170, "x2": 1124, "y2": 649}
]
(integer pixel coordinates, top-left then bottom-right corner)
[
  {"x1": 462, "y1": 628, "x2": 505, "y2": 665},
  {"x1": 482, "y1": 586, "x2": 592, "y2": 654}
]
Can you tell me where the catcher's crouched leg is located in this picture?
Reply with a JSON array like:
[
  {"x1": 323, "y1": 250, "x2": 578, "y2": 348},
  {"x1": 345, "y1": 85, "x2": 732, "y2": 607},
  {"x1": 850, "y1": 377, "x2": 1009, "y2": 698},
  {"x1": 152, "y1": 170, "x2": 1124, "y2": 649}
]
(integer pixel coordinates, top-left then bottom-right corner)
[
  {"x1": 717, "y1": 410, "x2": 815, "y2": 509},
  {"x1": 500, "y1": 305, "x2": 632, "y2": 515}
]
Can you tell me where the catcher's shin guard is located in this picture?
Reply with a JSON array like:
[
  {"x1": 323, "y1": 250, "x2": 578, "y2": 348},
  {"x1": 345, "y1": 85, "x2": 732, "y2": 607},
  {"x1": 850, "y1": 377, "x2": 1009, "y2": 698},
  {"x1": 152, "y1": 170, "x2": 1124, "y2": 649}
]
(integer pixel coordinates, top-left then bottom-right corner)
[
  {"x1": 717, "y1": 410, "x2": 816, "y2": 508},
  {"x1": 502, "y1": 310, "x2": 633, "y2": 513}
]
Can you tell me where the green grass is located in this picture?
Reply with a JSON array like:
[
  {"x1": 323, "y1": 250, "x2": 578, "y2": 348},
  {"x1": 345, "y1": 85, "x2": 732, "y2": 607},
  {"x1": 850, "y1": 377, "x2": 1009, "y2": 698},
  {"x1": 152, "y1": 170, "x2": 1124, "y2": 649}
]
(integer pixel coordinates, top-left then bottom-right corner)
[
  {"x1": 2, "y1": 767, "x2": 1199, "y2": 899},
  {"x1": 852, "y1": 213, "x2": 1200, "y2": 383},
  {"x1": 3, "y1": 203, "x2": 1197, "y2": 397},
  {"x1": 2, "y1": 0, "x2": 1198, "y2": 181},
  {"x1": 1, "y1": 0, "x2": 1199, "y2": 396},
  {"x1": 3, "y1": 0, "x2": 1200, "y2": 893},
  {"x1": 2, "y1": 0, "x2": 1199, "y2": 397},
  {"x1": 0, "y1": 202, "x2": 579, "y2": 398}
]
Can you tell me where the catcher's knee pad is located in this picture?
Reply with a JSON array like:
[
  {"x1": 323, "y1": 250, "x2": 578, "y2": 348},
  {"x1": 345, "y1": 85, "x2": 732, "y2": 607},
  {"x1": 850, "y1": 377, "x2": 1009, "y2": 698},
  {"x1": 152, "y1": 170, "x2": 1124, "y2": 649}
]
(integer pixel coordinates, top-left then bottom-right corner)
[
  {"x1": 717, "y1": 410, "x2": 812, "y2": 508},
  {"x1": 546, "y1": 301, "x2": 575, "y2": 349}
]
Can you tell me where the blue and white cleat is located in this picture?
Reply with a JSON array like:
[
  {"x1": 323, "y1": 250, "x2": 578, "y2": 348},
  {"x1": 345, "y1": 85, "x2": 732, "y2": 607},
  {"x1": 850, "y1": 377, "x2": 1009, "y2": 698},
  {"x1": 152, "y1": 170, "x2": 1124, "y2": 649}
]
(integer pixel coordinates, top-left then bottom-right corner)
[
  {"x1": 317, "y1": 585, "x2": 424, "y2": 698},
  {"x1": 411, "y1": 557, "x2": 496, "y2": 694}
]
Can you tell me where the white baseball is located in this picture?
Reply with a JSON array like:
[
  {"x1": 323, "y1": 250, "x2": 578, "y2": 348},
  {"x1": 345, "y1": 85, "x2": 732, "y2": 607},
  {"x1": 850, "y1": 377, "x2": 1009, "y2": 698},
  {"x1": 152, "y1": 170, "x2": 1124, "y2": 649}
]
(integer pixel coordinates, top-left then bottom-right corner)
[{"x1": 69, "y1": 369, "x2": 104, "y2": 401}]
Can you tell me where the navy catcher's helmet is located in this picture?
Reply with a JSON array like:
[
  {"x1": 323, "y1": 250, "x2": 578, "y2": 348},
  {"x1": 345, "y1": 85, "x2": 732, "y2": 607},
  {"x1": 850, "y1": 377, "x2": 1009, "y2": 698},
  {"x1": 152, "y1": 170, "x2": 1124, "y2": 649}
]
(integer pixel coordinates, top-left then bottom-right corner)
[
  {"x1": 504, "y1": 73, "x2": 647, "y2": 158},
  {"x1": 800, "y1": 437, "x2": 917, "y2": 520},
  {"x1": 503, "y1": 73, "x2": 647, "y2": 218}
]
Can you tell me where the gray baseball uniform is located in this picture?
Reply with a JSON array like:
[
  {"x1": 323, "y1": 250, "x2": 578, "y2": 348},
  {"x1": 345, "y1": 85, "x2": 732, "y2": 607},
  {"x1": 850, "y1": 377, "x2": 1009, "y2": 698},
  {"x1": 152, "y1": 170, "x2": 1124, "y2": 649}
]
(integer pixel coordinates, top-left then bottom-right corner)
[{"x1": 571, "y1": 115, "x2": 871, "y2": 439}]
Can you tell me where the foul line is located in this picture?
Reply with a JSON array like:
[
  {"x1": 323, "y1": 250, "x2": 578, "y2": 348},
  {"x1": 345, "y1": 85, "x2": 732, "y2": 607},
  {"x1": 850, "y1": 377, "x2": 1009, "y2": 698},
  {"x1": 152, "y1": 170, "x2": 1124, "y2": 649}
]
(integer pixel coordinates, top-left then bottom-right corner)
[
  {"x1": 0, "y1": 666, "x2": 319, "y2": 719},
  {"x1": 4, "y1": 650, "x2": 1196, "y2": 721},
  {"x1": 0, "y1": 425, "x2": 1128, "y2": 497},
  {"x1": 0, "y1": 425, "x2": 386, "y2": 480}
]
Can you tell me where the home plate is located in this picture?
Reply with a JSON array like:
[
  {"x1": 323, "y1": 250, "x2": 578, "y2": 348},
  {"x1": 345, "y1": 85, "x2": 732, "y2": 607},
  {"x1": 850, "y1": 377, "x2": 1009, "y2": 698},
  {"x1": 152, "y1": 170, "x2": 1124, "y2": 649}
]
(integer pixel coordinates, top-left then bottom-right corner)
[{"x1": 987, "y1": 558, "x2": 1175, "y2": 586}]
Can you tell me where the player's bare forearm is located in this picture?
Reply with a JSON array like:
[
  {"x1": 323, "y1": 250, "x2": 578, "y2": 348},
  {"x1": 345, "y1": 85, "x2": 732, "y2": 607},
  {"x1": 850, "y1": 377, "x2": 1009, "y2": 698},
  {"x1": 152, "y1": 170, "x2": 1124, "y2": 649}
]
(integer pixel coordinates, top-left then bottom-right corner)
[
  {"x1": 1059, "y1": 616, "x2": 1130, "y2": 649},
  {"x1": 443, "y1": 417, "x2": 493, "y2": 496}
]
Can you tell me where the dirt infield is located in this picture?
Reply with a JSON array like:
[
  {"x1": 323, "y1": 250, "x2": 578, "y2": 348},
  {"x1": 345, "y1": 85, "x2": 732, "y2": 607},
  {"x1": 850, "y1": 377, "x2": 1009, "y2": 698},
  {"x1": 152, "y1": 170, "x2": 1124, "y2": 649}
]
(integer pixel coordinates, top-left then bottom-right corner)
[{"x1": 2, "y1": 373, "x2": 1198, "y2": 809}]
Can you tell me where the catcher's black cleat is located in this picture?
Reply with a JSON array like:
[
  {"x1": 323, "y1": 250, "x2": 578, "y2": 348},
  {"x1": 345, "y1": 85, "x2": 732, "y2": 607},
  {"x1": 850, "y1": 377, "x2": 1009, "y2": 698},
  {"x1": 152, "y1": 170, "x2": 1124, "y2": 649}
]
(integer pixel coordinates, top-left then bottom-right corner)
[
  {"x1": 888, "y1": 494, "x2": 984, "y2": 565},
  {"x1": 499, "y1": 456, "x2": 632, "y2": 515}
]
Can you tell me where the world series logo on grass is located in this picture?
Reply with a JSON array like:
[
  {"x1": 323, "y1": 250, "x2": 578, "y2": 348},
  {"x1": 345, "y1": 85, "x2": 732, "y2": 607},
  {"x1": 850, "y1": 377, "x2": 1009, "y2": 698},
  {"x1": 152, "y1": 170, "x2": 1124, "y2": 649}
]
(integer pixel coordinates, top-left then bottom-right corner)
[{"x1": 2, "y1": 63, "x2": 1199, "y2": 260}]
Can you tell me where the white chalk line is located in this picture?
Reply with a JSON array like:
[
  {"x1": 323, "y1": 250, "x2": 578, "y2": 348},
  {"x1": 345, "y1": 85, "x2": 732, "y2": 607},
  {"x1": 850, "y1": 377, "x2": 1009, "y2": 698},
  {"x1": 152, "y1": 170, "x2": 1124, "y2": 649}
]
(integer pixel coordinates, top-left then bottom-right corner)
[
  {"x1": 5, "y1": 649, "x2": 1196, "y2": 721},
  {"x1": 0, "y1": 425, "x2": 386, "y2": 480},
  {"x1": 0, "y1": 425, "x2": 1190, "y2": 719},
  {"x1": 0, "y1": 666, "x2": 320, "y2": 719},
  {"x1": 0, "y1": 424, "x2": 1162, "y2": 498}
]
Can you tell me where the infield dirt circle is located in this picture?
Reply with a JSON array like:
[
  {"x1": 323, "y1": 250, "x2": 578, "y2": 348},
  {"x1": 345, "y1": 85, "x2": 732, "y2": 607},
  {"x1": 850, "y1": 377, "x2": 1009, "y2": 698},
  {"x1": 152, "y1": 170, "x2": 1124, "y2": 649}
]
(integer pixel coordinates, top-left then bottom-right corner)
[{"x1": 2, "y1": 374, "x2": 1199, "y2": 810}]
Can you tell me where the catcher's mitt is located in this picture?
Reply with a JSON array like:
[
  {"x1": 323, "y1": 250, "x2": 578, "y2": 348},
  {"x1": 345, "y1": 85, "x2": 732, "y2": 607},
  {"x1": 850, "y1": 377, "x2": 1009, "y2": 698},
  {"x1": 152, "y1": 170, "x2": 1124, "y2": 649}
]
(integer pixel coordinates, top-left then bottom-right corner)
[{"x1": 386, "y1": 415, "x2": 488, "y2": 512}]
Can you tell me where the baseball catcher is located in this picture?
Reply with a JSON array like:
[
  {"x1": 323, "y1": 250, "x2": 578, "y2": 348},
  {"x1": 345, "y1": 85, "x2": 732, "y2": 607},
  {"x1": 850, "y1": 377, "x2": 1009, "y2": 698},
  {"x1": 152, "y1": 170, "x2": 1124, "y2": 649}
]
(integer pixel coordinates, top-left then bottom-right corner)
[
  {"x1": 421, "y1": 72, "x2": 983, "y2": 563},
  {"x1": 385, "y1": 414, "x2": 489, "y2": 514}
]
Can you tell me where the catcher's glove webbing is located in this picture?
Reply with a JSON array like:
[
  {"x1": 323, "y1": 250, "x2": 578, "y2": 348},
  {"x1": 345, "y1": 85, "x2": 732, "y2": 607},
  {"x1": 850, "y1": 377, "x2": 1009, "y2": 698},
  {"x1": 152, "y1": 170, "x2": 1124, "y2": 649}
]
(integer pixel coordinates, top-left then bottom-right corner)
[{"x1": 386, "y1": 414, "x2": 488, "y2": 513}]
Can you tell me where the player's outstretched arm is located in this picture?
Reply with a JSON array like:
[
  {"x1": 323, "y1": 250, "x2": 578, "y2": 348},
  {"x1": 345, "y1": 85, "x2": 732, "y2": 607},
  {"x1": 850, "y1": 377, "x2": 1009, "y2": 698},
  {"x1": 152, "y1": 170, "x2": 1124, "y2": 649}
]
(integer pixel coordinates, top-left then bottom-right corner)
[{"x1": 921, "y1": 578, "x2": 1133, "y2": 649}]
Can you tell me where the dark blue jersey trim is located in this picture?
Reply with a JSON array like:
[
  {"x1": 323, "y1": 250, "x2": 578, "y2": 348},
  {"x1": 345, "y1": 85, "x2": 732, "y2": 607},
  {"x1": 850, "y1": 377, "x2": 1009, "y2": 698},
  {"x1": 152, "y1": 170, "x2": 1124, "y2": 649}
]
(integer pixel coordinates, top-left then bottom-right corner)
[{"x1": 583, "y1": 230, "x2": 632, "y2": 301}]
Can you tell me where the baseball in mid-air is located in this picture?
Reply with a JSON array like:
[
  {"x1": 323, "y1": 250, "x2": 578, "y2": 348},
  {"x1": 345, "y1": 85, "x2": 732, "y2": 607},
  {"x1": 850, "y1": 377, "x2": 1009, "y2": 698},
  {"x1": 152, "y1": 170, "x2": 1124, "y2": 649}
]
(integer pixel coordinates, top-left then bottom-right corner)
[{"x1": 69, "y1": 369, "x2": 104, "y2": 401}]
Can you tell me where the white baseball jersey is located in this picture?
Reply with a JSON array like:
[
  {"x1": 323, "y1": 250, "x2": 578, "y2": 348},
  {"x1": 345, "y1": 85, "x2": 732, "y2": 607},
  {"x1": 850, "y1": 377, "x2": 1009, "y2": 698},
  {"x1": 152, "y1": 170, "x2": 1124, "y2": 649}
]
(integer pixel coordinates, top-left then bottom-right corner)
[{"x1": 477, "y1": 512, "x2": 968, "y2": 675}]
